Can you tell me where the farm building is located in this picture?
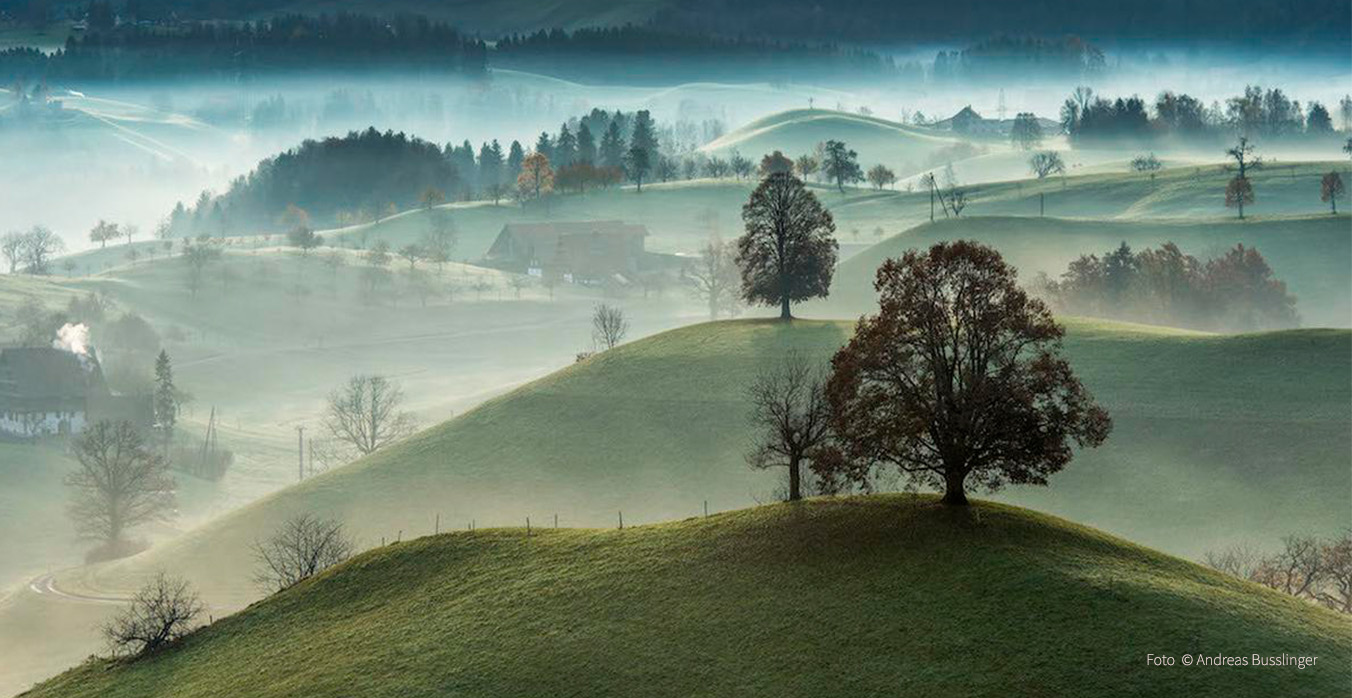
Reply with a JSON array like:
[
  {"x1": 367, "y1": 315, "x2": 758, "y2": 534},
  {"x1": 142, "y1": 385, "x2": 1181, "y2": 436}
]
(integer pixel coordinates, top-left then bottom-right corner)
[
  {"x1": 0, "y1": 347, "x2": 149, "y2": 439},
  {"x1": 485, "y1": 220, "x2": 649, "y2": 284}
]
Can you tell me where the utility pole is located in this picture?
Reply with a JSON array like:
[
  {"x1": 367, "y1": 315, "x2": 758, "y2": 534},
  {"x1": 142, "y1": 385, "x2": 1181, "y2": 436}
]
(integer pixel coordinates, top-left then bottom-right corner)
[{"x1": 295, "y1": 425, "x2": 304, "y2": 482}]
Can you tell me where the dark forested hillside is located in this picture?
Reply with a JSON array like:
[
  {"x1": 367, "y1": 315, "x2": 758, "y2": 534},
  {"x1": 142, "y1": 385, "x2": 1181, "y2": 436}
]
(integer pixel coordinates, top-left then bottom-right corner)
[
  {"x1": 0, "y1": 13, "x2": 487, "y2": 84},
  {"x1": 24, "y1": 0, "x2": 1350, "y2": 47},
  {"x1": 176, "y1": 128, "x2": 458, "y2": 234}
]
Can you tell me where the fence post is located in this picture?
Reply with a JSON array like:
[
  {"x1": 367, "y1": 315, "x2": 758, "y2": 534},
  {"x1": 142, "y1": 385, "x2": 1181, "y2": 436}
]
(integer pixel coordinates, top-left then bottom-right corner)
[
  {"x1": 703, "y1": 500, "x2": 708, "y2": 518},
  {"x1": 527, "y1": 516, "x2": 531, "y2": 536},
  {"x1": 619, "y1": 511, "x2": 624, "y2": 530},
  {"x1": 435, "y1": 513, "x2": 440, "y2": 535},
  {"x1": 397, "y1": 530, "x2": 402, "y2": 543},
  {"x1": 554, "y1": 513, "x2": 558, "y2": 529}
]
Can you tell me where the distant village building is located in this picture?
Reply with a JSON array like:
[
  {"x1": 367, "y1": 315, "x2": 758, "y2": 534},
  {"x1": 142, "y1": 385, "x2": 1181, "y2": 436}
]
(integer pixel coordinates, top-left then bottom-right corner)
[
  {"x1": 935, "y1": 106, "x2": 1059, "y2": 138},
  {"x1": 0, "y1": 347, "x2": 150, "y2": 439},
  {"x1": 938, "y1": 106, "x2": 1004, "y2": 136},
  {"x1": 486, "y1": 221, "x2": 649, "y2": 285}
]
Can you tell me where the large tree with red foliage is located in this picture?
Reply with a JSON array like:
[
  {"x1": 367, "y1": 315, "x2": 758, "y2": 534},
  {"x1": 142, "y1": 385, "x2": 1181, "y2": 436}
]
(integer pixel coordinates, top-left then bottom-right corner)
[{"x1": 822, "y1": 241, "x2": 1111, "y2": 505}]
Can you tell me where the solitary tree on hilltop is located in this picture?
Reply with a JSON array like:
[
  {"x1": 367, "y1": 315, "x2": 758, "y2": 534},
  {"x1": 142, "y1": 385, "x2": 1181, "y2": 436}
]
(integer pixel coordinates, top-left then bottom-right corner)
[
  {"x1": 822, "y1": 241, "x2": 1111, "y2": 505},
  {"x1": 822, "y1": 140, "x2": 863, "y2": 192},
  {"x1": 90, "y1": 219, "x2": 120, "y2": 249},
  {"x1": 746, "y1": 352, "x2": 835, "y2": 502},
  {"x1": 1322, "y1": 172, "x2": 1345, "y2": 214},
  {"x1": 736, "y1": 172, "x2": 839, "y2": 319}
]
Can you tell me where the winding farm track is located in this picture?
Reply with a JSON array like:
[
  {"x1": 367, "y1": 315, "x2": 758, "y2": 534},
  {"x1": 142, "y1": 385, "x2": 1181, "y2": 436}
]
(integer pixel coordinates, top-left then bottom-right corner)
[{"x1": 27, "y1": 573, "x2": 129, "y2": 605}]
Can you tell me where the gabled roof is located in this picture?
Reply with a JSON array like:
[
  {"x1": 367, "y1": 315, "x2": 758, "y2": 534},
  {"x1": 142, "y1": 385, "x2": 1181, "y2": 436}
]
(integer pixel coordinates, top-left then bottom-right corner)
[
  {"x1": 488, "y1": 221, "x2": 647, "y2": 262},
  {"x1": 494, "y1": 221, "x2": 646, "y2": 246},
  {"x1": 0, "y1": 347, "x2": 106, "y2": 403}
]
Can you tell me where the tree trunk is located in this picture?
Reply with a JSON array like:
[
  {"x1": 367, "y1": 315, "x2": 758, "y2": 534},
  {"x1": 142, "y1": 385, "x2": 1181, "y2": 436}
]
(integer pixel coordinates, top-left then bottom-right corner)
[
  {"x1": 941, "y1": 470, "x2": 968, "y2": 506},
  {"x1": 787, "y1": 455, "x2": 801, "y2": 501},
  {"x1": 780, "y1": 294, "x2": 792, "y2": 320}
]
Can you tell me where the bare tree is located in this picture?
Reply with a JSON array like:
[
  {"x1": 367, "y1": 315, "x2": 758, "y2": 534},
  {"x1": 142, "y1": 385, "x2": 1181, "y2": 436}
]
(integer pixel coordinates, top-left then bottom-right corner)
[
  {"x1": 1029, "y1": 151, "x2": 1066, "y2": 179},
  {"x1": 66, "y1": 421, "x2": 176, "y2": 546},
  {"x1": 323, "y1": 375, "x2": 419, "y2": 456},
  {"x1": 592, "y1": 304, "x2": 629, "y2": 350},
  {"x1": 684, "y1": 237, "x2": 741, "y2": 320},
  {"x1": 1317, "y1": 533, "x2": 1352, "y2": 614},
  {"x1": 745, "y1": 352, "x2": 835, "y2": 501},
  {"x1": 1, "y1": 231, "x2": 24, "y2": 273},
  {"x1": 1203, "y1": 543, "x2": 1265, "y2": 580},
  {"x1": 1254, "y1": 535, "x2": 1325, "y2": 598},
  {"x1": 252, "y1": 513, "x2": 355, "y2": 593},
  {"x1": 20, "y1": 225, "x2": 64, "y2": 274},
  {"x1": 102, "y1": 572, "x2": 204, "y2": 658}
]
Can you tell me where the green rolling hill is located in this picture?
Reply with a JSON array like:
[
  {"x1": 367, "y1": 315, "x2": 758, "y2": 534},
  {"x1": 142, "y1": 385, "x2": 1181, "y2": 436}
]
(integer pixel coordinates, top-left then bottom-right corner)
[
  {"x1": 62, "y1": 318, "x2": 1350, "y2": 613},
  {"x1": 701, "y1": 108, "x2": 968, "y2": 175},
  {"x1": 26, "y1": 495, "x2": 1352, "y2": 698},
  {"x1": 818, "y1": 214, "x2": 1352, "y2": 327}
]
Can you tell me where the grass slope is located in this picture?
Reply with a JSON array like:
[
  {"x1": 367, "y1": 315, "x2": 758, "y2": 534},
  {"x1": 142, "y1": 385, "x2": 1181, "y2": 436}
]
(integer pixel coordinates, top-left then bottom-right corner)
[
  {"x1": 818, "y1": 214, "x2": 1352, "y2": 327},
  {"x1": 74, "y1": 319, "x2": 1351, "y2": 610},
  {"x1": 28, "y1": 495, "x2": 1352, "y2": 698},
  {"x1": 702, "y1": 108, "x2": 966, "y2": 173}
]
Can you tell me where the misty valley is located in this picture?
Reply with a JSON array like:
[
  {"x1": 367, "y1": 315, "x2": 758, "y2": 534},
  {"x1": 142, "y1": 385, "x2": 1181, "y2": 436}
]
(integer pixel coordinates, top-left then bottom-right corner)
[{"x1": 0, "y1": 2, "x2": 1348, "y2": 697}]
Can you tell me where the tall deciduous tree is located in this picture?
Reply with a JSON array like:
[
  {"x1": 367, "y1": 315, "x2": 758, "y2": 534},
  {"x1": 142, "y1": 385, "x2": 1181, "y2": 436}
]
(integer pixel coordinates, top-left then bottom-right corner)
[
  {"x1": 66, "y1": 421, "x2": 177, "y2": 544},
  {"x1": 323, "y1": 375, "x2": 419, "y2": 456},
  {"x1": 823, "y1": 241, "x2": 1111, "y2": 505},
  {"x1": 516, "y1": 151, "x2": 554, "y2": 202},
  {"x1": 822, "y1": 140, "x2": 863, "y2": 192},
  {"x1": 736, "y1": 173, "x2": 838, "y2": 319}
]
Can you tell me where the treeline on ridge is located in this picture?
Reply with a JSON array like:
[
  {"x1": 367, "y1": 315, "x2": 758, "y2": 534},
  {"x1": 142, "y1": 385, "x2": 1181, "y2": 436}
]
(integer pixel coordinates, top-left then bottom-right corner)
[
  {"x1": 0, "y1": 13, "x2": 488, "y2": 83},
  {"x1": 170, "y1": 128, "x2": 457, "y2": 235},
  {"x1": 1033, "y1": 241, "x2": 1300, "y2": 333}
]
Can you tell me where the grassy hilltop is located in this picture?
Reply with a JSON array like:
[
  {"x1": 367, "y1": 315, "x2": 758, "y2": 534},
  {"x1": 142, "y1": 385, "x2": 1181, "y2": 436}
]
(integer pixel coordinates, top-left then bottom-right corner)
[
  {"x1": 27, "y1": 495, "x2": 1352, "y2": 698},
  {"x1": 817, "y1": 214, "x2": 1352, "y2": 326},
  {"x1": 58, "y1": 318, "x2": 1350, "y2": 611}
]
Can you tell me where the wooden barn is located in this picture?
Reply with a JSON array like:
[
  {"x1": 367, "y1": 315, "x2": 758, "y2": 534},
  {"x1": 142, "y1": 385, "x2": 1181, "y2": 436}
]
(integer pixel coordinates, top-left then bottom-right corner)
[{"x1": 485, "y1": 220, "x2": 649, "y2": 284}]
